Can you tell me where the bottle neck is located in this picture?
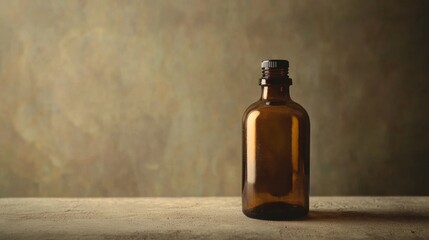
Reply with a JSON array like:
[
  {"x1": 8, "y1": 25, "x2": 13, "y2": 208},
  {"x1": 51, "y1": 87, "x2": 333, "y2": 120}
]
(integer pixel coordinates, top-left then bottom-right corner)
[
  {"x1": 259, "y1": 64, "x2": 292, "y2": 100},
  {"x1": 261, "y1": 84, "x2": 291, "y2": 100}
]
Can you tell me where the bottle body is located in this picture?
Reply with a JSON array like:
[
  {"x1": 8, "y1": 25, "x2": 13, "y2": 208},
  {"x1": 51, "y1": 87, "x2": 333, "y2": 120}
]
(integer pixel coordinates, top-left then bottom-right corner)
[{"x1": 242, "y1": 60, "x2": 310, "y2": 220}]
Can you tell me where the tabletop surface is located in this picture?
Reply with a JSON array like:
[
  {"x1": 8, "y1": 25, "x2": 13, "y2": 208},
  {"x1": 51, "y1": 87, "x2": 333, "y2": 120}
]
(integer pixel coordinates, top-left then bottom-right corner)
[{"x1": 1, "y1": 197, "x2": 428, "y2": 239}]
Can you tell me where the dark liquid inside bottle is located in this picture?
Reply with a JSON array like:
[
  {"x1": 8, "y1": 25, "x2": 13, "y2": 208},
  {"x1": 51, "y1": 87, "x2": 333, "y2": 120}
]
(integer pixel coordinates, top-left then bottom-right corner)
[
  {"x1": 242, "y1": 60, "x2": 310, "y2": 220},
  {"x1": 244, "y1": 202, "x2": 307, "y2": 220}
]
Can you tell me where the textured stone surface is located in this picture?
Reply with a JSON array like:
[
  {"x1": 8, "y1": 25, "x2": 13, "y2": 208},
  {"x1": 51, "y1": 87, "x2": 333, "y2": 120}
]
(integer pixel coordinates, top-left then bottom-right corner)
[
  {"x1": 0, "y1": 197, "x2": 428, "y2": 239},
  {"x1": 0, "y1": 0, "x2": 428, "y2": 197}
]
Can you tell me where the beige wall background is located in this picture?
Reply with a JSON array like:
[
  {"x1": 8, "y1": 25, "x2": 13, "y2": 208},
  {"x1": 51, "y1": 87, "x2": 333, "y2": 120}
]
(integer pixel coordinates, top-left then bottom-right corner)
[{"x1": 0, "y1": 0, "x2": 428, "y2": 197}]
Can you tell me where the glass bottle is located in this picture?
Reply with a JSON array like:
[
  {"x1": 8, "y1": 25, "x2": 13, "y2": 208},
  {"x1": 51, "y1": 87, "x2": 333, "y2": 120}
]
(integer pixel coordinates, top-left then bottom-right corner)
[{"x1": 242, "y1": 59, "x2": 310, "y2": 220}]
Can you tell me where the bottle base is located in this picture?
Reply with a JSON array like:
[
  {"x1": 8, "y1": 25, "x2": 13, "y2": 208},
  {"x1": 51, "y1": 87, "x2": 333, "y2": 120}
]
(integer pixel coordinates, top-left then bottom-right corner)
[{"x1": 243, "y1": 202, "x2": 308, "y2": 220}]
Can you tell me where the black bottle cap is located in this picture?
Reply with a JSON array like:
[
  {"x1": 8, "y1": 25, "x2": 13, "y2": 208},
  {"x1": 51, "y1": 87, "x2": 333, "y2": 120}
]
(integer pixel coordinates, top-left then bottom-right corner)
[
  {"x1": 261, "y1": 59, "x2": 289, "y2": 69},
  {"x1": 260, "y1": 59, "x2": 292, "y2": 85}
]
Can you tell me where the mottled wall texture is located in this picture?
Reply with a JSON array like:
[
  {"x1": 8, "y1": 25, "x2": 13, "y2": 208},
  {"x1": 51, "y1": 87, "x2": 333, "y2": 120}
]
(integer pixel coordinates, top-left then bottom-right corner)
[{"x1": 0, "y1": 0, "x2": 428, "y2": 197}]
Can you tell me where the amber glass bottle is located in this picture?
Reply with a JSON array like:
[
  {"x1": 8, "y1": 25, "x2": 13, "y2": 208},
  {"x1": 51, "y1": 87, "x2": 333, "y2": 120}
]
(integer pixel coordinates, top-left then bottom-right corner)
[{"x1": 242, "y1": 60, "x2": 310, "y2": 220}]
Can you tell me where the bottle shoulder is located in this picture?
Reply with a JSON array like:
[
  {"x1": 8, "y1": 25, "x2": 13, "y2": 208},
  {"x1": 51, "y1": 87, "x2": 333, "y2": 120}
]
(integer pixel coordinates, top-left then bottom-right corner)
[
  {"x1": 286, "y1": 100, "x2": 310, "y2": 120},
  {"x1": 243, "y1": 99, "x2": 309, "y2": 122}
]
